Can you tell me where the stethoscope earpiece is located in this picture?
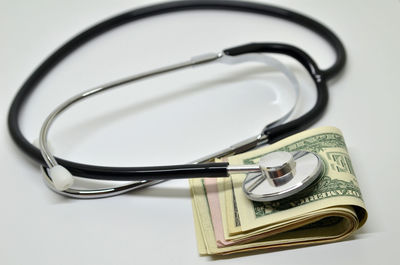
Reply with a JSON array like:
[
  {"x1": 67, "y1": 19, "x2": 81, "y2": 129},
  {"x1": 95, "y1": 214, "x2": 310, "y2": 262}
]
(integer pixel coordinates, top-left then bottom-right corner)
[{"x1": 47, "y1": 165, "x2": 74, "y2": 191}]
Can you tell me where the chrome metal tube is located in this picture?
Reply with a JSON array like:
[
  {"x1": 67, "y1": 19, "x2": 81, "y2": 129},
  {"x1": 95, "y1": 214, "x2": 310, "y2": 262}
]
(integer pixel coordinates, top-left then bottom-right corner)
[
  {"x1": 39, "y1": 53, "x2": 222, "y2": 168},
  {"x1": 40, "y1": 51, "x2": 300, "y2": 199}
]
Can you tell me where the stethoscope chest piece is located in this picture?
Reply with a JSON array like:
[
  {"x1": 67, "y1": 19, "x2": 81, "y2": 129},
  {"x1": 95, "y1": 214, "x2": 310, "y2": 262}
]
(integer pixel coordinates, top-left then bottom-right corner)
[{"x1": 242, "y1": 151, "x2": 324, "y2": 202}]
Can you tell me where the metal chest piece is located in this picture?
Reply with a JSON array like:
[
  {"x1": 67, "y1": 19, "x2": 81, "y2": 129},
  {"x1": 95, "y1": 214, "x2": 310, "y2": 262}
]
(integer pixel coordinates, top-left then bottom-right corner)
[{"x1": 242, "y1": 151, "x2": 324, "y2": 202}]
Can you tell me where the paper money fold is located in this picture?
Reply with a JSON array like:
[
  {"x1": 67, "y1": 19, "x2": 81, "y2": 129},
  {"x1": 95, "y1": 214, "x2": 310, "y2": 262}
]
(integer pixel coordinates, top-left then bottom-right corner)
[{"x1": 190, "y1": 126, "x2": 367, "y2": 255}]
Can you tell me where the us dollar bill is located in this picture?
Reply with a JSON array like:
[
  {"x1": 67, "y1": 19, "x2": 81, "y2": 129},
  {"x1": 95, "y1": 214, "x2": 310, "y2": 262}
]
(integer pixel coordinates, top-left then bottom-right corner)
[
  {"x1": 189, "y1": 126, "x2": 367, "y2": 255},
  {"x1": 228, "y1": 126, "x2": 367, "y2": 232}
]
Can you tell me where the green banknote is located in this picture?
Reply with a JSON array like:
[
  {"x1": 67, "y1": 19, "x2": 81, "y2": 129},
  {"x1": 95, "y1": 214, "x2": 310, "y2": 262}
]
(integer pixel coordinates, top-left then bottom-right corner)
[
  {"x1": 228, "y1": 126, "x2": 367, "y2": 232},
  {"x1": 190, "y1": 126, "x2": 367, "y2": 255}
]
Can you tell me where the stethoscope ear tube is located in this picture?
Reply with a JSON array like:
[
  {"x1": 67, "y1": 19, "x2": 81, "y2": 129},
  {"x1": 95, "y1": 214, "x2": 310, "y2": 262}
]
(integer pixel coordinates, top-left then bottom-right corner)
[{"x1": 36, "y1": 50, "x2": 299, "y2": 186}]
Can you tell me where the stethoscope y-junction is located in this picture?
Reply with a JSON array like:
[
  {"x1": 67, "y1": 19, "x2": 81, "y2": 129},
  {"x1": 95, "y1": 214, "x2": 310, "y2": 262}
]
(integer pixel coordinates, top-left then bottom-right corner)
[{"x1": 7, "y1": 1, "x2": 346, "y2": 200}]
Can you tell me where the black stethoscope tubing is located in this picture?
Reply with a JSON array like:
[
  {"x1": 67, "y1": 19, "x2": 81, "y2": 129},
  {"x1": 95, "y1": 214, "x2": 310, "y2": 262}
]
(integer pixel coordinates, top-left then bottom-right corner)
[{"x1": 7, "y1": 0, "x2": 345, "y2": 181}]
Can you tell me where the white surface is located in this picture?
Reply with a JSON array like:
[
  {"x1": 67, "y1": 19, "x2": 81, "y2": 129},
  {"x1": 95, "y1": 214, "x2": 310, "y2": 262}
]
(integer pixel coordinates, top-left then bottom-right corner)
[{"x1": 1, "y1": 0, "x2": 399, "y2": 264}]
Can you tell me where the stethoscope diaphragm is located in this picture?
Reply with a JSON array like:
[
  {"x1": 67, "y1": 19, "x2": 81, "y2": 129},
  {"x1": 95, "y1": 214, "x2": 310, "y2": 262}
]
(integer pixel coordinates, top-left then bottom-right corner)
[{"x1": 242, "y1": 151, "x2": 324, "y2": 202}]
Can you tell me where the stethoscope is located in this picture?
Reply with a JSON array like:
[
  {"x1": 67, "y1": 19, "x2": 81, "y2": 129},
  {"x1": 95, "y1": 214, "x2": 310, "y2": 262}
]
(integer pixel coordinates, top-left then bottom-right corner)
[{"x1": 7, "y1": 0, "x2": 345, "y2": 201}]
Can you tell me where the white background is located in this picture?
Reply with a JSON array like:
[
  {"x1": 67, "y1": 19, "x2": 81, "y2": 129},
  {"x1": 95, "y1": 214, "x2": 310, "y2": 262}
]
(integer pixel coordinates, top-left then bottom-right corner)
[{"x1": 1, "y1": 0, "x2": 399, "y2": 264}]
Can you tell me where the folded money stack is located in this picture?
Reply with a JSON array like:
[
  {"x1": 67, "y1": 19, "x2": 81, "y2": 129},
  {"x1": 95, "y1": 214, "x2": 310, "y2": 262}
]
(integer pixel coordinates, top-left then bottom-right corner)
[{"x1": 190, "y1": 127, "x2": 367, "y2": 255}]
